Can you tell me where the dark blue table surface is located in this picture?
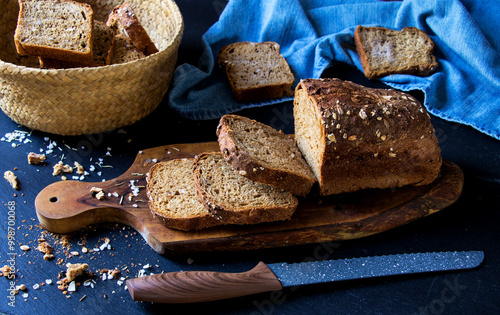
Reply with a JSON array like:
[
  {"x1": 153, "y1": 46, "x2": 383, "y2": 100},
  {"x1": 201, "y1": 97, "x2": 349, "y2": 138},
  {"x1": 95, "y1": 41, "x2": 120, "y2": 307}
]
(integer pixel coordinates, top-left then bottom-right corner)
[{"x1": 1, "y1": 1, "x2": 499, "y2": 314}]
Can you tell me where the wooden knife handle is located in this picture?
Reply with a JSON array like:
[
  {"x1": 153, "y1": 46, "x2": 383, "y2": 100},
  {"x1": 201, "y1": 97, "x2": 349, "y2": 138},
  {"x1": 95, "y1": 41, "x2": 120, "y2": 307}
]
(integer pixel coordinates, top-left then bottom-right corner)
[{"x1": 126, "y1": 261, "x2": 283, "y2": 303}]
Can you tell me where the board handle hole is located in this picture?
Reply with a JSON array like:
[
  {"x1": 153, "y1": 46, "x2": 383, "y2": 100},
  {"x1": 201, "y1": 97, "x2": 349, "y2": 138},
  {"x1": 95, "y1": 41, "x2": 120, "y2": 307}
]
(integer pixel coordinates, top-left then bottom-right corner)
[{"x1": 49, "y1": 197, "x2": 58, "y2": 203}]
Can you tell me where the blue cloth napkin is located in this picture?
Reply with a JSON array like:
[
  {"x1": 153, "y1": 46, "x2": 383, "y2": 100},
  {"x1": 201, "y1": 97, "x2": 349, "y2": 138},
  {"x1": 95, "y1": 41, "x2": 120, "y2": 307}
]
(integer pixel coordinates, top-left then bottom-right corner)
[{"x1": 169, "y1": 0, "x2": 500, "y2": 140}]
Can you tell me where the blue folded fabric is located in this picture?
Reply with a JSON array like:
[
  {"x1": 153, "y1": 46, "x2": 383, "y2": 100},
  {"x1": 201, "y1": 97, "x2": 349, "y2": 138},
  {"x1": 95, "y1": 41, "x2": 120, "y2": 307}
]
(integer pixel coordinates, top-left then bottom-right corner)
[{"x1": 169, "y1": 0, "x2": 500, "y2": 140}]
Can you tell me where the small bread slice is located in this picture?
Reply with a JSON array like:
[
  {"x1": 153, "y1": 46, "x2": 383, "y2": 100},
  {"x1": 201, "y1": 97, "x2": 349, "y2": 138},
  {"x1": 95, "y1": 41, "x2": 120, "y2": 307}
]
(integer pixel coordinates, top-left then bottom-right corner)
[
  {"x1": 147, "y1": 158, "x2": 222, "y2": 231},
  {"x1": 353, "y1": 26, "x2": 438, "y2": 79},
  {"x1": 218, "y1": 41, "x2": 294, "y2": 102},
  {"x1": 106, "y1": 3, "x2": 159, "y2": 56},
  {"x1": 14, "y1": 0, "x2": 94, "y2": 65},
  {"x1": 40, "y1": 21, "x2": 115, "y2": 68},
  {"x1": 91, "y1": 20, "x2": 116, "y2": 66},
  {"x1": 217, "y1": 114, "x2": 316, "y2": 196},
  {"x1": 110, "y1": 34, "x2": 146, "y2": 64},
  {"x1": 193, "y1": 152, "x2": 298, "y2": 225}
]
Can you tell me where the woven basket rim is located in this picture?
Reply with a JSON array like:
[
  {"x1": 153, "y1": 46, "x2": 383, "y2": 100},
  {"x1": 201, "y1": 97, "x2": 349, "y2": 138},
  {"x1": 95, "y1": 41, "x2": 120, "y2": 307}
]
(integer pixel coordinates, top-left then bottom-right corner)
[{"x1": 0, "y1": 0, "x2": 184, "y2": 74}]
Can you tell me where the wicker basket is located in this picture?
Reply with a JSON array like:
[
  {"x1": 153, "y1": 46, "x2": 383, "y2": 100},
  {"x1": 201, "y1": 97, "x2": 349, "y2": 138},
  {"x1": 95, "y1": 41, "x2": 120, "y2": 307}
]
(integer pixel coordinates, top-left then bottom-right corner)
[{"x1": 0, "y1": 0, "x2": 183, "y2": 135}]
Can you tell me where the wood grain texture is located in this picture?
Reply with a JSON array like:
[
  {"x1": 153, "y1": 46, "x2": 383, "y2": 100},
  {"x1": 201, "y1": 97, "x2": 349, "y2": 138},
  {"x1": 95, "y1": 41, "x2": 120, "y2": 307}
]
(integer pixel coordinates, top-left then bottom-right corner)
[
  {"x1": 35, "y1": 140, "x2": 464, "y2": 255},
  {"x1": 126, "y1": 261, "x2": 283, "y2": 303}
]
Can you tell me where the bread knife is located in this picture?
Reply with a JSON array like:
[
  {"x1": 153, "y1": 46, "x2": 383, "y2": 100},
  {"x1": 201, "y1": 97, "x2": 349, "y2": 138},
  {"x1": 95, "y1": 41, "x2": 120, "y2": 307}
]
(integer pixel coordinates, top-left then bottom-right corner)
[{"x1": 126, "y1": 251, "x2": 484, "y2": 303}]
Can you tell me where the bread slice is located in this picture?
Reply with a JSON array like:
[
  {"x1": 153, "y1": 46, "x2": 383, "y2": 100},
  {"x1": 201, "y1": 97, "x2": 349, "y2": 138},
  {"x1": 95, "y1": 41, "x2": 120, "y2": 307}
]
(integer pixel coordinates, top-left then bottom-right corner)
[
  {"x1": 40, "y1": 21, "x2": 115, "y2": 68},
  {"x1": 91, "y1": 20, "x2": 115, "y2": 66},
  {"x1": 109, "y1": 34, "x2": 146, "y2": 64},
  {"x1": 353, "y1": 26, "x2": 438, "y2": 79},
  {"x1": 106, "y1": 3, "x2": 159, "y2": 56},
  {"x1": 217, "y1": 114, "x2": 316, "y2": 196},
  {"x1": 218, "y1": 41, "x2": 295, "y2": 102},
  {"x1": 193, "y1": 152, "x2": 298, "y2": 225},
  {"x1": 294, "y1": 78, "x2": 442, "y2": 196},
  {"x1": 147, "y1": 158, "x2": 222, "y2": 231},
  {"x1": 14, "y1": 0, "x2": 94, "y2": 65}
]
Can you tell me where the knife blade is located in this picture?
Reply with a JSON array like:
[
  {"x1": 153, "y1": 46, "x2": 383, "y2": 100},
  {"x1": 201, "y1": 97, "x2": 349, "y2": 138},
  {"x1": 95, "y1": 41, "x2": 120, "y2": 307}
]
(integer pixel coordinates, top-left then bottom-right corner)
[{"x1": 126, "y1": 251, "x2": 484, "y2": 304}]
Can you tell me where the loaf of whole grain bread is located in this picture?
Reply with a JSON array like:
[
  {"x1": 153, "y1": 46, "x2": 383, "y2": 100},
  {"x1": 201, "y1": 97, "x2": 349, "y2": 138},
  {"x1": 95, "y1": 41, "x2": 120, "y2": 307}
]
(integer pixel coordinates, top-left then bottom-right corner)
[
  {"x1": 353, "y1": 26, "x2": 438, "y2": 79},
  {"x1": 294, "y1": 78, "x2": 442, "y2": 196}
]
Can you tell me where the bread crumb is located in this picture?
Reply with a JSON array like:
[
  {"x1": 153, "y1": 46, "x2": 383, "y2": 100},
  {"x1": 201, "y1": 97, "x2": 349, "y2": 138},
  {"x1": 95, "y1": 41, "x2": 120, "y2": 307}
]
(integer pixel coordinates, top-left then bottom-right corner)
[
  {"x1": 74, "y1": 161, "x2": 85, "y2": 175},
  {"x1": 28, "y1": 152, "x2": 47, "y2": 164},
  {"x1": 4, "y1": 171, "x2": 19, "y2": 189},
  {"x1": 37, "y1": 241, "x2": 54, "y2": 254},
  {"x1": 44, "y1": 254, "x2": 55, "y2": 260},
  {"x1": 1, "y1": 265, "x2": 14, "y2": 278},
  {"x1": 90, "y1": 187, "x2": 106, "y2": 200},
  {"x1": 66, "y1": 263, "x2": 89, "y2": 282},
  {"x1": 53, "y1": 161, "x2": 73, "y2": 176}
]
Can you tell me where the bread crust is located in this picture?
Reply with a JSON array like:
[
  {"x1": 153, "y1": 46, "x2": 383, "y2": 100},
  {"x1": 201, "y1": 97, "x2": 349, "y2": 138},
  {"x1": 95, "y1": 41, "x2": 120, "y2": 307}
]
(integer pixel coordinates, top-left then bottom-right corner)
[
  {"x1": 14, "y1": 0, "x2": 94, "y2": 65},
  {"x1": 294, "y1": 78, "x2": 442, "y2": 196},
  {"x1": 218, "y1": 41, "x2": 294, "y2": 102},
  {"x1": 354, "y1": 25, "x2": 438, "y2": 79},
  {"x1": 217, "y1": 114, "x2": 316, "y2": 196},
  {"x1": 193, "y1": 152, "x2": 298, "y2": 225}
]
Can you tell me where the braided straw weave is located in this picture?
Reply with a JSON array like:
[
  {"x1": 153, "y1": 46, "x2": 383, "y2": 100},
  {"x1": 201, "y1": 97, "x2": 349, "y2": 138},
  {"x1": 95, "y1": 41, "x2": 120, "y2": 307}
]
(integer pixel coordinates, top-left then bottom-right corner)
[{"x1": 0, "y1": 0, "x2": 183, "y2": 135}]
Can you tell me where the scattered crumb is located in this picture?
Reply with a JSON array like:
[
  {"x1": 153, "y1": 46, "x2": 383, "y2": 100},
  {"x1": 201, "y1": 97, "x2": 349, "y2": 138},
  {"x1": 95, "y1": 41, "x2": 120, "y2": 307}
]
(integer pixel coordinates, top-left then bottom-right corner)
[
  {"x1": 90, "y1": 187, "x2": 106, "y2": 200},
  {"x1": 27, "y1": 152, "x2": 46, "y2": 165},
  {"x1": 52, "y1": 161, "x2": 73, "y2": 176},
  {"x1": 66, "y1": 263, "x2": 89, "y2": 282},
  {"x1": 37, "y1": 241, "x2": 55, "y2": 260},
  {"x1": 37, "y1": 241, "x2": 54, "y2": 254},
  {"x1": 4, "y1": 170, "x2": 19, "y2": 189},
  {"x1": 16, "y1": 284, "x2": 27, "y2": 291},
  {"x1": 74, "y1": 161, "x2": 85, "y2": 175},
  {"x1": 1, "y1": 265, "x2": 14, "y2": 278}
]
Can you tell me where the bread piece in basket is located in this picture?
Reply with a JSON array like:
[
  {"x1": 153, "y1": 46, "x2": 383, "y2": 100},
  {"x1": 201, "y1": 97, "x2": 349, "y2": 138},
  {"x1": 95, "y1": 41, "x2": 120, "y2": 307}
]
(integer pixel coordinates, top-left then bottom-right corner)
[{"x1": 14, "y1": 0, "x2": 94, "y2": 65}]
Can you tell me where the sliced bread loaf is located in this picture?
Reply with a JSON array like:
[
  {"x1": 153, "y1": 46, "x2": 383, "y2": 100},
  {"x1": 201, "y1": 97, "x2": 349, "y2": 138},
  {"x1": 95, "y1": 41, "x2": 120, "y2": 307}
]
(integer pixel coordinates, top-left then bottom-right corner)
[
  {"x1": 14, "y1": 0, "x2": 94, "y2": 65},
  {"x1": 294, "y1": 78, "x2": 442, "y2": 196},
  {"x1": 106, "y1": 3, "x2": 159, "y2": 56},
  {"x1": 353, "y1": 26, "x2": 438, "y2": 79},
  {"x1": 40, "y1": 21, "x2": 115, "y2": 68},
  {"x1": 147, "y1": 158, "x2": 222, "y2": 231},
  {"x1": 217, "y1": 114, "x2": 316, "y2": 196},
  {"x1": 110, "y1": 33, "x2": 146, "y2": 64},
  {"x1": 218, "y1": 41, "x2": 295, "y2": 102},
  {"x1": 193, "y1": 152, "x2": 298, "y2": 225}
]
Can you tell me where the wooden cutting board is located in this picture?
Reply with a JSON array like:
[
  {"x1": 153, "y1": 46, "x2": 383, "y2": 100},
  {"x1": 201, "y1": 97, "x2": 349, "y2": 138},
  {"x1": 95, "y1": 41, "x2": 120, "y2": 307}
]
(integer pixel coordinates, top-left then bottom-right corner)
[{"x1": 35, "y1": 141, "x2": 463, "y2": 255}]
